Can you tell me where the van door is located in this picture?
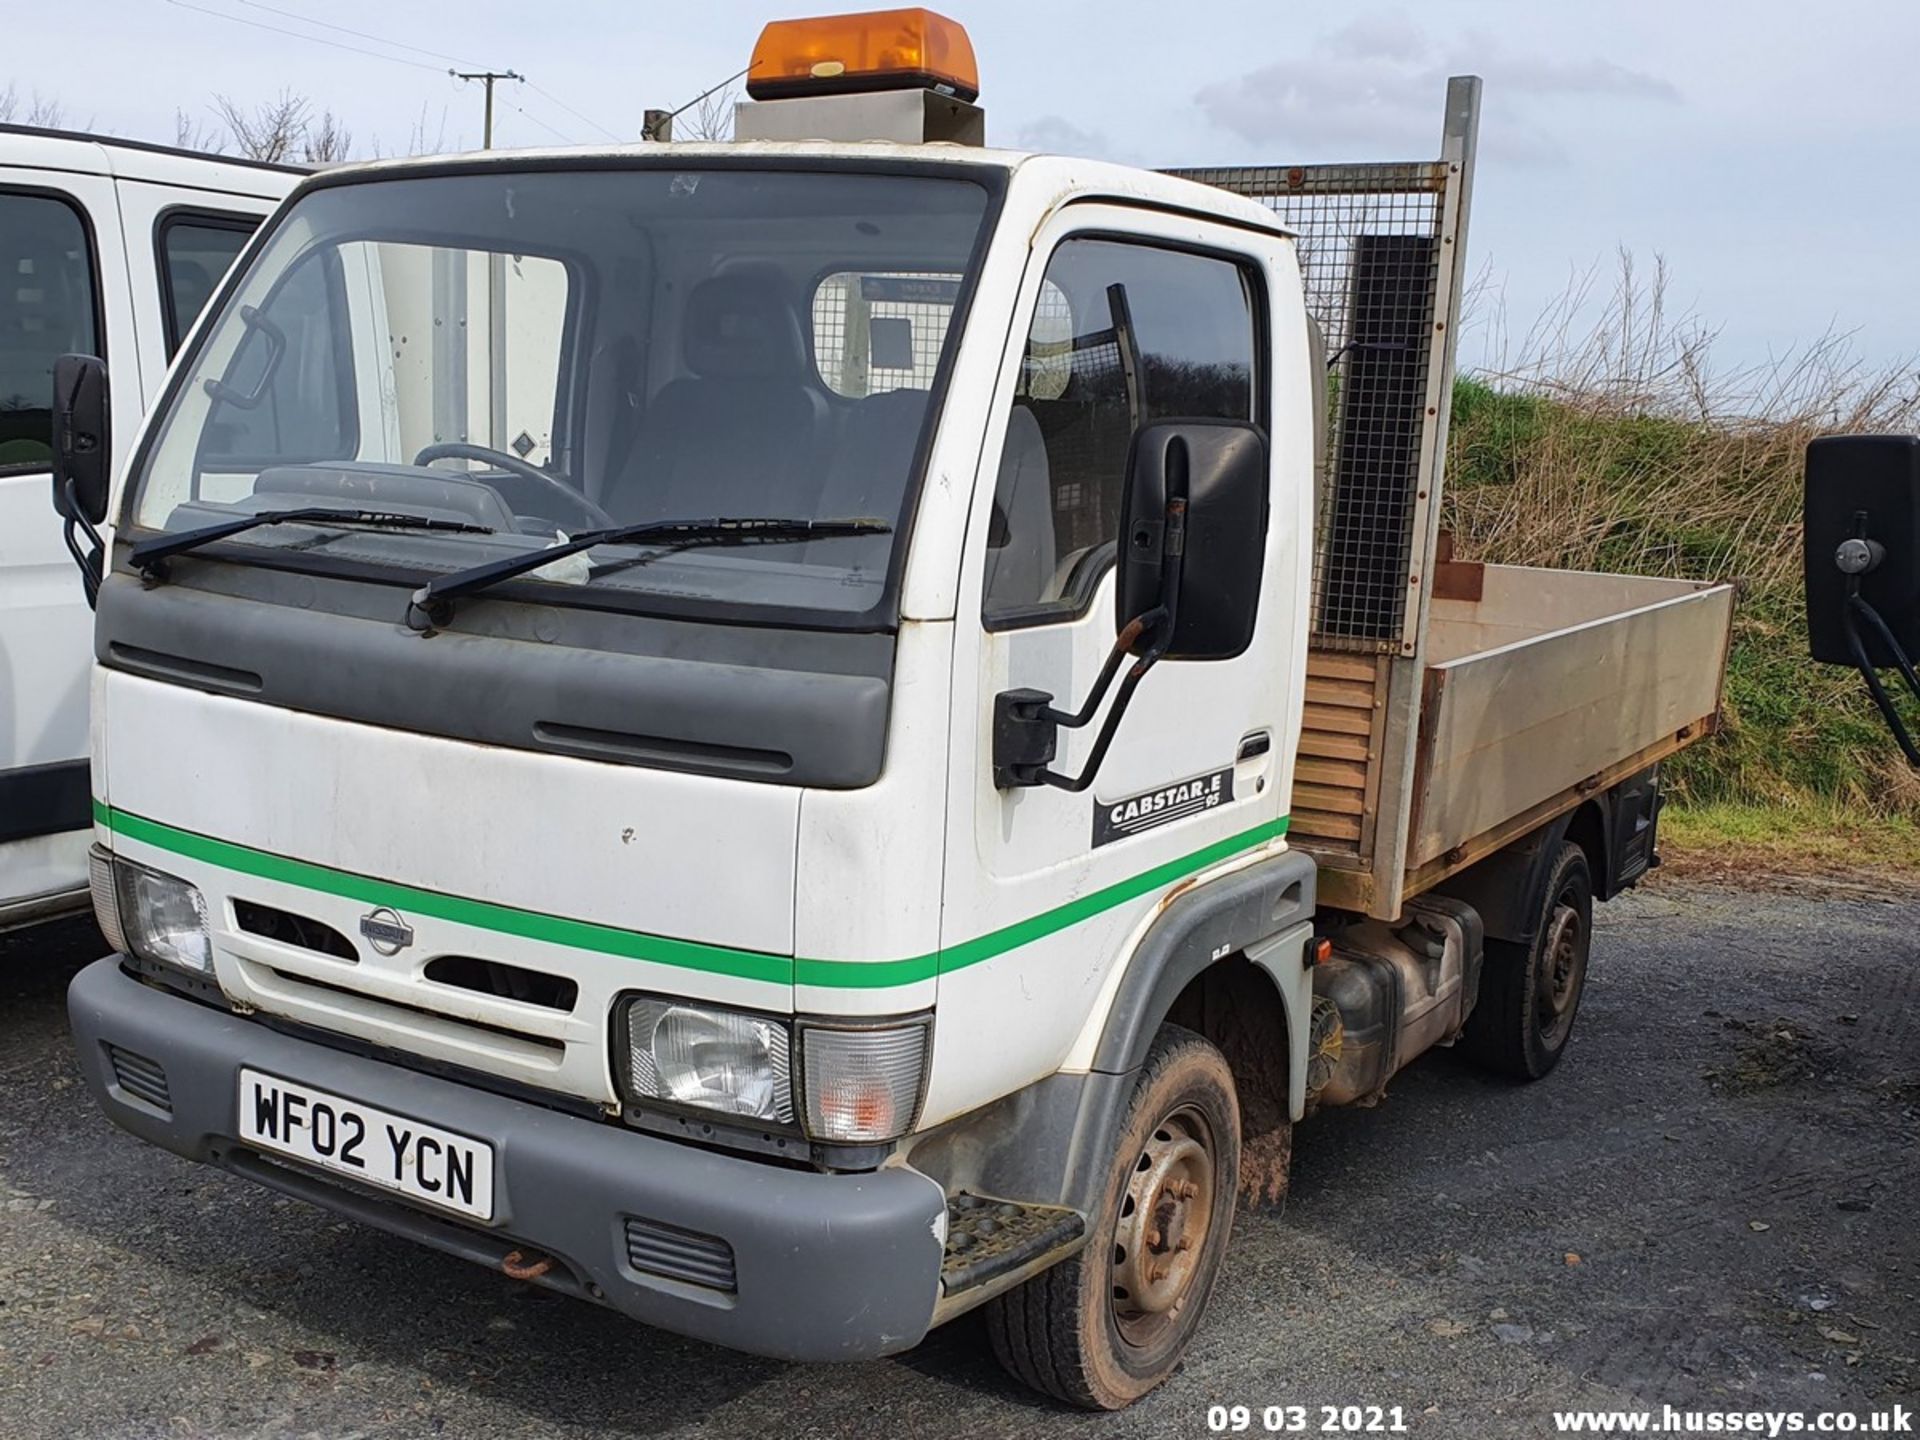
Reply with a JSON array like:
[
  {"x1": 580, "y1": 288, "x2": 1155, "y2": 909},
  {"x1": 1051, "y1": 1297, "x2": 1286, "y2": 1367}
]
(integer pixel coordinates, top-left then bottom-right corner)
[
  {"x1": 0, "y1": 169, "x2": 136, "y2": 914},
  {"x1": 929, "y1": 206, "x2": 1305, "y2": 1118}
]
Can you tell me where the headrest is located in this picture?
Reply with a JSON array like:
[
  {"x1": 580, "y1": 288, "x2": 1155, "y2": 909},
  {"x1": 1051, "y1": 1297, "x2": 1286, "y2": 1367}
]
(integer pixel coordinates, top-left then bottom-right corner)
[{"x1": 682, "y1": 269, "x2": 808, "y2": 380}]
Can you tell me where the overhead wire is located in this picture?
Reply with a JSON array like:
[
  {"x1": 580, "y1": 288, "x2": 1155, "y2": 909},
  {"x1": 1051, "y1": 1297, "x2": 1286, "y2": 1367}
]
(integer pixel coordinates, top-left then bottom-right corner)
[
  {"x1": 165, "y1": 0, "x2": 622, "y2": 148},
  {"x1": 524, "y1": 80, "x2": 622, "y2": 143},
  {"x1": 160, "y1": 0, "x2": 448, "y2": 74},
  {"x1": 231, "y1": 0, "x2": 481, "y2": 67}
]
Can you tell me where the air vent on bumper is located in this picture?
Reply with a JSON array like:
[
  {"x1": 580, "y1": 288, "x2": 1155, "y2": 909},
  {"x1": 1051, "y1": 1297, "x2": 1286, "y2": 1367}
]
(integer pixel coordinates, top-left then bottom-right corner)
[
  {"x1": 106, "y1": 1044, "x2": 172, "y2": 1113},
  {"x1": 623, "y1": 1216, "x2": 737, "y2": 1293}
]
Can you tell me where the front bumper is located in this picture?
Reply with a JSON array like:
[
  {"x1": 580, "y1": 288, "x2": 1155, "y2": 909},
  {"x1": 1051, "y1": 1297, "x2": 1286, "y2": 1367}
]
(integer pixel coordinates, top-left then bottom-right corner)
[{"x1": 68, "y1": 957, "x2": 947, "y2": 1361}]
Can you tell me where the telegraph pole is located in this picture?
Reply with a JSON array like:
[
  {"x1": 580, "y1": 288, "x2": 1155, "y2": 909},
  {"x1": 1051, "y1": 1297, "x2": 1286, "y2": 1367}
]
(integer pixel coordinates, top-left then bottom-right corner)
[{"x1": 450, "y1": 69, "x2": 523, "y2": 149}]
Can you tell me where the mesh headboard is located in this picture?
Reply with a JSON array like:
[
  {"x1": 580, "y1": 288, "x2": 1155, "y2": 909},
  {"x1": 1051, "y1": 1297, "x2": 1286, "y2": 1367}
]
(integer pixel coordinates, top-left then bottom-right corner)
[{"x1": 1166, "y1": 85, "x2": 1478, "y2": 656}]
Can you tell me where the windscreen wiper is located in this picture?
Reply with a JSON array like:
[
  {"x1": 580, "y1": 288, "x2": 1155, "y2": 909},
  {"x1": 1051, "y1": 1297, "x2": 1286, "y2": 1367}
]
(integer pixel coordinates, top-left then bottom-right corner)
[
  {"x1": 407, "y1": 515, "x2": 891, "y2": 629},
  {"x1": 132, "y1": 507, "x2": 495, "y2": 580}
]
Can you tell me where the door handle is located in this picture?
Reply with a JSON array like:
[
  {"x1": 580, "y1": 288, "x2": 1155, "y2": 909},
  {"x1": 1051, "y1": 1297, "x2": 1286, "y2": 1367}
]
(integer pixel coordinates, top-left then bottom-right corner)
[{"x1": 1236, "y1": 729, "x2": 1274, "y2": 796}]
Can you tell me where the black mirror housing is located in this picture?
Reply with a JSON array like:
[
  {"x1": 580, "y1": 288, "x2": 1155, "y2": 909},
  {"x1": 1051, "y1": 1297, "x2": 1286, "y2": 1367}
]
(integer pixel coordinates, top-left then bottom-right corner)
[
  {"x1": 1805, "y1": 434, "x2": 1920, "y2": 666},
  {"x1": 1117, "y1": 419, "x2": 1268, "y2": 660},
  {"x1": 50, "y1": 353, "x2": 111, "y2": 527}
]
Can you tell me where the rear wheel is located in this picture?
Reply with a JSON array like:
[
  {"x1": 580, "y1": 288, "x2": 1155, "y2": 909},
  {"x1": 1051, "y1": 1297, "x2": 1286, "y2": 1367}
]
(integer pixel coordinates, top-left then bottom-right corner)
[
  {"x1": 985, "y1": 1024, "x2": 1240, "y2": 1410},
  {"x1": 1461, "y1": 840, "x2": 1593, "y2": 1079}
]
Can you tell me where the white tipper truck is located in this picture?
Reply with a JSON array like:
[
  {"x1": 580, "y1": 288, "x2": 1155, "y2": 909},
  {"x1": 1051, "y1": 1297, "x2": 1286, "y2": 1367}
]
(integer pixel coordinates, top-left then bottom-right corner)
[{"x1": 57, "y1": 11, "x2": 1733, "y2": 1409}]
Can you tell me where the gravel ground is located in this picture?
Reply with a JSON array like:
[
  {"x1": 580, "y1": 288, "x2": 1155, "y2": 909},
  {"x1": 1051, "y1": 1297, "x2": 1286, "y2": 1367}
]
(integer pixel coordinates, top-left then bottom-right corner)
[{"x1": 1, "y1": 881, "x2": 1915, "y2": 1439}]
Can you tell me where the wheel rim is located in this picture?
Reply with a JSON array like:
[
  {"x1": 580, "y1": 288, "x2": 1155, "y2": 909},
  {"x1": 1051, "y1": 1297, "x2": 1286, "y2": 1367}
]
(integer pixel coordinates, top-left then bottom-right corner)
[
  {"x1": 1110, "y1": 1104, "x2": 1217, "y2": 1349},
  {"x1": 1535, "y1": 897, "x2": 1586, "y2": 1046}
]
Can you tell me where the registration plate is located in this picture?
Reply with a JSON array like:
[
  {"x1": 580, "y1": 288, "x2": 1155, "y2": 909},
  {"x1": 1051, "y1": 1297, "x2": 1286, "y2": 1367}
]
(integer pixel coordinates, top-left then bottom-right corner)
[{"x1": 237, "y1": 1069, "x2": 496, "y2": 1221}]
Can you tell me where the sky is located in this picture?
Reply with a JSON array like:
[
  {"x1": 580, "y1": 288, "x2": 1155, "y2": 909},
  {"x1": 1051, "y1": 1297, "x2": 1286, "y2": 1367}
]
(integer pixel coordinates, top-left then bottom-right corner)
[{"x1": 11, "y1": 0, "x2": 1919, "y2": 380}]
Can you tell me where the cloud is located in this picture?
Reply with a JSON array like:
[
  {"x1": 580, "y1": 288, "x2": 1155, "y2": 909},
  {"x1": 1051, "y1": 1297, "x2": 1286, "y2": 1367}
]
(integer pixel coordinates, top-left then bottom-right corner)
[{"x1": 1195, "y1": 15, "x2": 1679, "y2": 162}]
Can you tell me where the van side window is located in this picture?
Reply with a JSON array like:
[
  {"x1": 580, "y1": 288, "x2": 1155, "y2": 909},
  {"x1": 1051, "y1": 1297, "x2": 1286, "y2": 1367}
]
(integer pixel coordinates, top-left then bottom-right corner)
[
  {"x1": 0, "y1": 190, "x2": 98, "y2": 474},
  {"x1": 158, "y1": 213, "x2": 257, "y2": 356},
  {"x1": 982, "y1": 238, "x2": 1259, "y2": 626}
]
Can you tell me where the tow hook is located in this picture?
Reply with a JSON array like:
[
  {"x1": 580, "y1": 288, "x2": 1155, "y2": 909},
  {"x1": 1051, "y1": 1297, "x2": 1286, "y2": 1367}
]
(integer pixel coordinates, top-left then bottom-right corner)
[{"x1": 501, "y1": 1248, "x2": 556, "y2": 1282}]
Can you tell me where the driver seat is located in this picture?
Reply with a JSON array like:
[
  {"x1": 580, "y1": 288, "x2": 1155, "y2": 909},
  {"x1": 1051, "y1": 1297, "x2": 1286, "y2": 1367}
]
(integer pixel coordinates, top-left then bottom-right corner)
[{"x1": 607, "y1": 269, "x2": 828, "y2": 524}]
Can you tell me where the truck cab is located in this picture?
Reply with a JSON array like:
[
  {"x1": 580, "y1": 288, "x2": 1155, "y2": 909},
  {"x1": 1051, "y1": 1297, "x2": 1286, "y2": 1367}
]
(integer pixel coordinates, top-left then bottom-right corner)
[
  {"x1": 0, "y1": 125, "x2": 295, "y2": 930},
  {"x1": 61, "y1": 10, "x2": 1731, "y2": 1410}
]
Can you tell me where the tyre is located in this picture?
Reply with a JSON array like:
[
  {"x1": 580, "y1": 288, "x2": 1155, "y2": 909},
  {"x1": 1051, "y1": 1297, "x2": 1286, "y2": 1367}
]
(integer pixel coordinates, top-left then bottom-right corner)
[
  {"x1": 985, "y1": 1024, "x2": 1241, "y2": 1410},
  {"x1": 1460, "y1": 840, "x2": 1593, "y2": 1079}
]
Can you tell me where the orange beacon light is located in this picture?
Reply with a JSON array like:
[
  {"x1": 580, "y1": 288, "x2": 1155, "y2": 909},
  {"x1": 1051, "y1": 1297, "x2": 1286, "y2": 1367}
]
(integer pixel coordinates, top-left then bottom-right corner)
[{"x1": 746, "y1": 8, "x2": 981, "y2": 104}]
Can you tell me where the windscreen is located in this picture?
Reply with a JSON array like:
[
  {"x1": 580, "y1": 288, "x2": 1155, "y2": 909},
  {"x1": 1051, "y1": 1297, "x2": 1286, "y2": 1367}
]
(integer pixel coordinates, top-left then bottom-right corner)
[{"x1": 129, "y1": 166, "x2": 993, "y2": 620}]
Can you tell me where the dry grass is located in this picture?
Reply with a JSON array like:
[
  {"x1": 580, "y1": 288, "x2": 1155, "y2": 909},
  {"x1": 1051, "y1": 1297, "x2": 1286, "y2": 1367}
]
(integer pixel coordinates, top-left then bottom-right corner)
[
  {"x1": 1657, "y1": 802, "x2": 1920, "y2": 895},
  {"x1": 1443, "y1": 253, "x2": 1920, "y2": 824}
]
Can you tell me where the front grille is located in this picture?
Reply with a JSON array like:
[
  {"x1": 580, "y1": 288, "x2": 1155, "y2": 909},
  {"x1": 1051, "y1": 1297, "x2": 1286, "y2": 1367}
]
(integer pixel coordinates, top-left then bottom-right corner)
[
  {"x1": 106, "y1": 1044, "x2": 172, "y2": 1112},
  {"x1": 233, "y1": 899, "x2": 357, "y2": 961},
  {"x1": 425, "y1": 955, "x2": 578, "y2": 1012},
  {"x1": 623, "y1": 1216, "x2": 737, "y2": 1293},
  {"x1": 243, "y1": 961, "x2": 565, "y2": 1061}
]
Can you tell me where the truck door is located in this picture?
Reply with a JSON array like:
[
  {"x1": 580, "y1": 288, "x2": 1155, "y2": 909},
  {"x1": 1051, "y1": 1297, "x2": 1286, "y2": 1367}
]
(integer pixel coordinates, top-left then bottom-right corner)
[
  {"x1": 0, "y1": 168, "x2": 138, "y2": 909},
  {"x1": 932, "y1": 206, "x2": 1306, "y2": 1116}
]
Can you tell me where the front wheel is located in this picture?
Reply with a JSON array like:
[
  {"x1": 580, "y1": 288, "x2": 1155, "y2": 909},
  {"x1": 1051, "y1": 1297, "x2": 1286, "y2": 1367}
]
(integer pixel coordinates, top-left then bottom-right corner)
[
  {"x1": 985, "y1": 1024, "x2": 1241, "y2": 1410},
  {"x1": 1460, "y1": 840, "x2": 1593, "y2": 1079}
]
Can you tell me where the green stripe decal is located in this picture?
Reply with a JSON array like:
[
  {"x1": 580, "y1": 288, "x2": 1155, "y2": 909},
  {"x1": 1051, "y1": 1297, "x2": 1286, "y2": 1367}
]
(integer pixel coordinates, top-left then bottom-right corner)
[
  {"x1": 94, "y1": 800, "x2": 790, "y2": 987},
  {"x1": 92, "y1": 800, "x2": 1288, "y2": 990},
  {"x1": 795, "y1": 815, "x2": 1291, "y2": 987}
]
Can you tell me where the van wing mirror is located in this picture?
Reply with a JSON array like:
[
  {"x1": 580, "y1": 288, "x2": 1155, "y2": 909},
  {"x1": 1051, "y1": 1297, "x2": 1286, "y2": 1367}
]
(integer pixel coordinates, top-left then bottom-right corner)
[
  {"x1": 992, "y1": 419, "x2": 1270, "y2": 791},
  {"x1": 49, "y1": 353, "x2": 110, "y2": 608},
  {"x1": 51, "y1": 353, "x2": 111, "y2": 526},
  {"x1": 1804, "y1": 434, "x2": 1920, "y2": 763}
]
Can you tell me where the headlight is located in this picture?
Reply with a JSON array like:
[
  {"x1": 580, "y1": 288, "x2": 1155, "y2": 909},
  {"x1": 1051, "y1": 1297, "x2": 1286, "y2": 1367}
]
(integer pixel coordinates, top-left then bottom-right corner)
[
  {"x1": 800, "y1": 1021, "x2": 929, "y2": 1143},
  {"x1": 622, "y1": 998, "x2": 794, "y2": 1125},
  {"x1": 102, "y1": 855, "x2": 211, "y2": 973}
]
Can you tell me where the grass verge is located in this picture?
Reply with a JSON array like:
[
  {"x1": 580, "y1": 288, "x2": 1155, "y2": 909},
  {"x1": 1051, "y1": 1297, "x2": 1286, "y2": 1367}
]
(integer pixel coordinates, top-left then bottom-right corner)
[{"x1": 1658, "y1": 802, "x2": 1920, "y2": 887}]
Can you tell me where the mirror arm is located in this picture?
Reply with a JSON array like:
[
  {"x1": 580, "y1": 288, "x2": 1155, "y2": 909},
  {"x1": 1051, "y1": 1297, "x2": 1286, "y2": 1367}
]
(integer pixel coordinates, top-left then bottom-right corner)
[
  {"x1": 59, "y1": 479, "x2": 104, "y2": 610},
  {"x1": 1028, "y1": 646, "x2": 1164, "y2": 793},
  {"x1": 1035, "y1": 607, "x2": 1163, "y2": 730},
  {"x1": 994, "y1": 491, "x2": 1191, "y2": 792},
  {"x1": 1837, "y1": 508, "x2": 1920, "y2": 766}
]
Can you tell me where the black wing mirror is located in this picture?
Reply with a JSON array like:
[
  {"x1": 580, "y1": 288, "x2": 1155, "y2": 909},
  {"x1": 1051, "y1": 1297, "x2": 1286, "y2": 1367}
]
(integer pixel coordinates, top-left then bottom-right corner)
[
  {"x1": 50, "y1": 353, "x2": 111, "y2": 607},
  {"x1": 994, "y1": 419, "x2": 1270, "y2": 790},
  {"x1": 51, "y1": 353, "x2": 111, "y2": 525},
  {"x1": 1804, "y1": 434, "x2": 1920, "y2": 762}
]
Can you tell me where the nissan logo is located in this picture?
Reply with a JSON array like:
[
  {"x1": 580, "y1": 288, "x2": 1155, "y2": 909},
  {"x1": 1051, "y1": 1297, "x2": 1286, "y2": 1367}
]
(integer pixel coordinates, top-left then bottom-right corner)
[{"x1": 359, "y1": 907, "x2": 415, "y2": 956}]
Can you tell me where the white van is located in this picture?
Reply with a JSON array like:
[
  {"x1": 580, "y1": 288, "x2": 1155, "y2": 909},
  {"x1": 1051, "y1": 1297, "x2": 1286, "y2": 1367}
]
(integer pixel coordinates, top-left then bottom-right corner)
[{"x1": 0, "y1": 125, "x2": 296, "y2": 930}]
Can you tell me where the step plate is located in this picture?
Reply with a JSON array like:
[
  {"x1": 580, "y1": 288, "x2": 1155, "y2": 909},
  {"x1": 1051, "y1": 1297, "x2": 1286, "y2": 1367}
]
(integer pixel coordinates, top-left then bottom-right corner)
[{"x1": 939, "y1": 1193, "x2": 1086, "y2": 1297}]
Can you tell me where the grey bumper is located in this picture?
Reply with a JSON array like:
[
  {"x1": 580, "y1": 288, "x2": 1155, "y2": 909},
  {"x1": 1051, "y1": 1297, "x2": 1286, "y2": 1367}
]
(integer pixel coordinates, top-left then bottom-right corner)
[{"x1": 68, "y1": 958, "x2": 946, "y2": 1361}]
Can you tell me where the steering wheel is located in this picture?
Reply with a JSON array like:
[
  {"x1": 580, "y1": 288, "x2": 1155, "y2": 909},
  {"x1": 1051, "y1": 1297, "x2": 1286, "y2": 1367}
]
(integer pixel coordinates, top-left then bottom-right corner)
[{"x1": 413, "y1": 441, "x2": 614, "y2": 530}]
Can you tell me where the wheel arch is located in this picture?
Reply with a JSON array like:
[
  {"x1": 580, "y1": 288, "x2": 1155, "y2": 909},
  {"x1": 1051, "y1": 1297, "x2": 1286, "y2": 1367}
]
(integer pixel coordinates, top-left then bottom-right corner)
[
  {"x1": 1085, "y1": 847, "x2": 1317, "y2": 1118},
  {"x1": 1431, "y1": 806, "x2": 1587, "y2": 946}
]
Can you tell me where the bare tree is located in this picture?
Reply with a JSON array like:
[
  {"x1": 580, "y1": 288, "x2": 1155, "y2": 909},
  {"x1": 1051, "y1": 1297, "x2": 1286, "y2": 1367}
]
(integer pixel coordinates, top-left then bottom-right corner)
[
  {"x1": 174, "y1": 107, "x2": 225, "y2": 154},
  {"x1": 210, "y1": 89, "x2": 353, "y2": 163},
  {"x1": 408, "y1": 104, "x2": 450, "y2": 157},
  {"x1": 302, "y1": 108, "x2": 353, "y2": 163},
  {"x1": 366, "y1": 103, "x2": 451, "y2": 159},
  {"x1": 0, "y1": 82, "x2": 69, "y2": 128},
  {"x1": 213, "y1": 90, "x2": 311, "y2": 162},
  {"x1": 675, "y1": 84, "x2": 738, "y2": 143}
]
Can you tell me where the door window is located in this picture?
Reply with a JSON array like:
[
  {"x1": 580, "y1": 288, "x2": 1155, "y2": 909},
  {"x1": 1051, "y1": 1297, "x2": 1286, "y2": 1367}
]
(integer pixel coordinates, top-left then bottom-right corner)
[
  {"x1": 982, "y1": 238, "x2": 1260, "y2": 626},
  {"x1": 0, "y1": 190, "x2": 98, "y2": 473},
  {"x1": 158, "y1": 212, "x2": 257, "y2": 355}
]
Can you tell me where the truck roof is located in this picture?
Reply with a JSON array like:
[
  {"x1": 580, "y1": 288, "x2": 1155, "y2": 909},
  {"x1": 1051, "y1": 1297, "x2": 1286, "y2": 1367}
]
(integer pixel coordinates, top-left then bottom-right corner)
[
  {"x1": 296, "y1": 140, "x2": 1296, "y2": 239},
  {"x1": 0, "y1": 122, "x2": 305, "y2": 198}
]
